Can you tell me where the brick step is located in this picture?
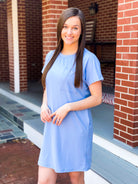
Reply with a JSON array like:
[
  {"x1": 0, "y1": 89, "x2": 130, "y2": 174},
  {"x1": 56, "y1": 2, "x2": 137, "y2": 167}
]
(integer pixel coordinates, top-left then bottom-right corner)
[
  {"x1": 0, "y1": 105, "x2": 24, "y2": 130},
  {"x1": 0, "y1": 114, "x2": 27, "y2": 144},
  {"x1": 0, "y1": 93, "x2": 40, "y2": 130}
]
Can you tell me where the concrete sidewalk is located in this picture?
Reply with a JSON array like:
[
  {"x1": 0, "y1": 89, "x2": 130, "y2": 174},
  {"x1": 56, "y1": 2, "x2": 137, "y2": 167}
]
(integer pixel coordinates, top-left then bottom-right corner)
[{"x1": 0, "y1": 139, "x2": 71, "y2": 184}]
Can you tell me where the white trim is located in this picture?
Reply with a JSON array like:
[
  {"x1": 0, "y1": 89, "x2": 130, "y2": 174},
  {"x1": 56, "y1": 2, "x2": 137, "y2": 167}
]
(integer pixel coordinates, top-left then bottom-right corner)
[
  {"x1": 0, "y1": 88, "x2": 40, "y2": 114},
  {"x1": 12, "y1": 0, "x2": 20, "y2": 93},
  {"x1": 84, "y1": 170, "x2": 110, "y2": 184},
  {"x1": 93, "y1": 134, "x2": 138, "y2": 167},
  {"x1": 24, "y1": 123, "x2": 43, "y2": 148},
  {"x1": 0, "y1": 88, "x2": 138, "y2": 167}
]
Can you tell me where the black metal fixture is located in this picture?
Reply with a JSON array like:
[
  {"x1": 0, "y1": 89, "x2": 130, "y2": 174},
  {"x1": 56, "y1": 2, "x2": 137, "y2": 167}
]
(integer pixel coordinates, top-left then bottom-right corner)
[{"x1": 89, "y1": 2, "x2": 98, "y2": 16}]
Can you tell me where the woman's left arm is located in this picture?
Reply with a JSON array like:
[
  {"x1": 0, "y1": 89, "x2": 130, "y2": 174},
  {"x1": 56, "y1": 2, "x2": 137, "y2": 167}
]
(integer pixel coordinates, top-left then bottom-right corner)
[
  {"x1": 51, "y1": 81, "x2": 102, "y2": 125},
  {"x1": 69, "y1": 81, "x2": 102, "y2": 111}
]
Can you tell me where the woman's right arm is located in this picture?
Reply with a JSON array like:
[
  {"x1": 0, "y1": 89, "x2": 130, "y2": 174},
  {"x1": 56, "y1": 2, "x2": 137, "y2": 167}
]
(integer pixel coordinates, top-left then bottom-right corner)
[{"x1": 40, "y1": 88, "x2": 52, "y2": 123}]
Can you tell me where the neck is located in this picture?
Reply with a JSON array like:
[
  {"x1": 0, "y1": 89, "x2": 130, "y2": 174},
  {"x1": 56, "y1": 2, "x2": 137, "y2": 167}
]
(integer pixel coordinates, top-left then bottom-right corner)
[{"x1": 62, "y1": 44, "x2": 78, "y2": 55}]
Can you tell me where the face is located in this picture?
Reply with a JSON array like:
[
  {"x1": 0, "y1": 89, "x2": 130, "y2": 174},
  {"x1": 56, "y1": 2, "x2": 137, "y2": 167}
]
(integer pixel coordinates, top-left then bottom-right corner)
[{"x1": 61, "y1": 16, "x2": 81, "y2": 47}]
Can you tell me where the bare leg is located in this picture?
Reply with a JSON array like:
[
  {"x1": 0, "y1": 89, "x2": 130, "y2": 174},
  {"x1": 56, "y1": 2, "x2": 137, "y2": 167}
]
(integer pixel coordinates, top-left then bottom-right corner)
[
  {"x1": 38, "y1": 166, "x2": 57, "y2": 184},
  {"x1": 69, "y1": 171, "x2": 85, "y2": 184}
]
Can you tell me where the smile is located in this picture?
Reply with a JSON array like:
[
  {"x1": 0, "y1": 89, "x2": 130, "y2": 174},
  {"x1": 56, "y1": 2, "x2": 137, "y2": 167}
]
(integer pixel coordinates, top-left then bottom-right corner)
[{"x1": 65, "y1": 36, "x2": 73, "y2": 40}]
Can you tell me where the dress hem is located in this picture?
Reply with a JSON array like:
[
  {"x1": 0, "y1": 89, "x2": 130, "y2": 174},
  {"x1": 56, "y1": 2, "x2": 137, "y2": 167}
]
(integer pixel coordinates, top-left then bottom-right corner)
[{"x1": 38, "y1": 162, "x2": 91, "y2": 173}]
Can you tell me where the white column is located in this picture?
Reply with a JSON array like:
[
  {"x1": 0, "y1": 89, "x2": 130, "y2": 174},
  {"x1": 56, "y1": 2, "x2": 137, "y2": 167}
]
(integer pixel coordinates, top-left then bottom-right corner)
[{"x1": 12, "y1": 0, "x2": 20, "y2": 93}]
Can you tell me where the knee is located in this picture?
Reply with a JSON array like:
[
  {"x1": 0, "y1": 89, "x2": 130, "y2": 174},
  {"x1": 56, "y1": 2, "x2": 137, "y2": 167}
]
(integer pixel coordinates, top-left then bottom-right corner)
[
  {"x1": 69, "y1": 172, "x2": 84, "y2": 184},
  {"x1": 38, "y1": 166, "x2": 57, "y2": 184},
  {"x1": 70, "y1": 175, "x2": 78, "y2": 184},
  {"x1": 38, "y1": 177, "x2": 50, "y2": 184}
]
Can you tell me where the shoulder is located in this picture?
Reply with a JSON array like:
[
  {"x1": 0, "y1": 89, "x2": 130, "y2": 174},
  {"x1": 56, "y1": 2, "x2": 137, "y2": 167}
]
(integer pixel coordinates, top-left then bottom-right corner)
[
  {"x1": 43, "y1": 50, "x2": 55, "y2": 70},
  {"x1": 83, "y1": 48, "x2": 100, "y2": 66},
  {"x1": 46, "y1": 50, "x2": 55, "y2": 60}
]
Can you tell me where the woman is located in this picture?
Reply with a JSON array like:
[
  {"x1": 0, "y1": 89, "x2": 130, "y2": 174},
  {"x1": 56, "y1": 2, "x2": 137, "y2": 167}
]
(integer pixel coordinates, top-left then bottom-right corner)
[{"x1": 38, "y1": 7, "x2": 103, "y2": 184}]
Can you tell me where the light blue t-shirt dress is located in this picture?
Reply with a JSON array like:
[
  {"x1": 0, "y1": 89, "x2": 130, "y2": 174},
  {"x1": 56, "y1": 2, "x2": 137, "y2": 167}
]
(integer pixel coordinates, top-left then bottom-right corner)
[{"x1": 38, "y1": 48, "x2": 103, "y2": 173}]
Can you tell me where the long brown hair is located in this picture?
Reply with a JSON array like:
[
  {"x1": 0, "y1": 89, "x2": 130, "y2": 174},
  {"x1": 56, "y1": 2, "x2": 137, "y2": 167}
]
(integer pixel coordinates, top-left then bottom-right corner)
[{"x1": 42, "y1": 7, "x2": 86, "y2": 88}]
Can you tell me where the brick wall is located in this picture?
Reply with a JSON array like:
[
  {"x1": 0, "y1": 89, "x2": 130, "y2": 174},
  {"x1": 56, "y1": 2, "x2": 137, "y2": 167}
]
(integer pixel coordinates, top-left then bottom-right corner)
[
  {"x1": 69, "y1": 0, "x2": 118, "y2": 88},
  {"x1": 0, "y1": 1, "x2": 8, "y2": 82},
  {"x1": 7, "y1": 0, "x2": 28, "y2": 92},
  {"x1": 7, "y1": 0, "x2": 14, "y2": 91},
  {"x1": 1, "y1": 0, "x2": 42, "y2": 89},
  {"x1": 114, "y1": 0, "x2": 138, "y2": 147},
  {"x1": 25, "y1": 0, "x2": 43, "y2": 81},
  {"x1": 42, "y1": 0, "x2": 68, "y2": 62},
  {"x1": 18, "y1": 0, "x2": 27, "y2": 91},
  {"x1": 101, "y1": 63, "x2": 115, "y2": 87},
  {"x1": 69, "y1": 0, "x2": 117, "y2": 42}
]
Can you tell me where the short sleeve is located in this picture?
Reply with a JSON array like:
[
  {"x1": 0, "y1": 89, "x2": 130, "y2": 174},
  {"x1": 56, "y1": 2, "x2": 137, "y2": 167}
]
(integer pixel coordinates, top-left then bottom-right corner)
[
  {"x1": 41, "y1": 50, "x2": 54, "y2": 73},
  {"x1": 84, "y1": 53, "x2": 104, "y2": 86}
]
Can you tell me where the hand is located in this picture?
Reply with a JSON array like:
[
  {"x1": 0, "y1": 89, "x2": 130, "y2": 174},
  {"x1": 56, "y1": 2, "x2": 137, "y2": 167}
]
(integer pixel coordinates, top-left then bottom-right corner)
[
  {"x1": 50, "y1": 103, "x2": 70, "y2": 126},
  {"x1": 40, "y1": 104, "x2": 52, "y2": 123}
]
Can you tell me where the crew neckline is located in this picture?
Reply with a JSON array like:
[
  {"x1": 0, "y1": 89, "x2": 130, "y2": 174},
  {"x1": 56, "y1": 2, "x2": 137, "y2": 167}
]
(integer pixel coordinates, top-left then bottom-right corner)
[{"x1": 60, "y1": 52, "x2": 76, "y2": 57}]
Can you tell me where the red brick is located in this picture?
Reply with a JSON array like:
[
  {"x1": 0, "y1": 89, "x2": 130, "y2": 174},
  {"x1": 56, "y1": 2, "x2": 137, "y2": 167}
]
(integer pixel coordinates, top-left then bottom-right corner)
[
  {"x1": 114, "y1": 128, "x2": 119, "y2": 134},
  {"x1": 131, "y1": 31, "x2": 138, "y2": 38},
  {"x1": 63, "y1": 1, "x2": 68, "y2": 6},
  {"x1": 128, "y1": 128, "x2": 138, "y2": 134},
  {"x1": 121, "y1": 106, "x2": 134, "y2": 114},
  {"x1": 133, "y1": 135, "x2": 138, "y2": 141},
  {"x1": 117, "y1": 32, "x2": 130, "y2": 39},
  {"x1": 115, "y1": 91, "x2": 121, "y2": 98},
  {"x1": 117, "y1": 25, "x2": 123, "y2": 32},
  {"x1": 129, "y1": 88, "x2": 137, "y2": 95},
  {"x1": 118, "y1": 17, "x2": 131, "y2": 25},
  {"x1": 114, "y1": 109, "x2": 127, "y2": 119},
  {"x1": 50, "y1": 0, "x2": 66, "y2": 5},
  {"x1": 118, "y1": 12, "x2": 124, "y2": 19},
  {"x1": 123, "y1": 39, "x2": 138, "y2": 45},
  {"x1": 115, "y1": 97, "x2": 127, "y2": 106},
  {"x1": 115, "y1": 66, "x2": 122, "y2": 72},
  {"x1": 123, "y1": 53, "x2": 138, "y2": 60},
  {"x1": 118, "y1": 0, "x2": 124, "y2": 3},
  {"x1": 121, "y1": 93, "x2": 135, "y2": 101},
  {"x1": 48, "y1": 9, "x2": 63, "y2": 14},
  {"x1": 114, "y1": 104, "x2": 120, "y2": 110},
  {"x1": 114, "y1": 122, "x2": 126, "y2": 131},
  {"x1": 122, "y1": 80, "x2": 135, "y2": 88},
  {"x1": 128, "y1": 101, "x2": 138, "y2": 108},
  {"x1": 124, "y1": 24, "x2": 138, "y2": 32},
  {"x1": 134, "y1": 108, "x2": 138, "y2": 115},
  {"x1": 125, "y1": 0, "x2": 134, "y2": 2},
  {"x1": 116, "y1": 73, "x2": 128, "y2": 80},
  {"x1": 116, "y1": 60, "x2": 129, "y2": 66},
  {"x1": 123, "y1": 67, "x2": 137, "y2": 74},
  {"x1": 136, "y1": 95, "x2": 138, "y2": 101},
  {"x1": 127, "y1": 141, "x2": 138, "y2": 147},
  {"x1": 117, "y1": 39, "x2": 123, "y2": 45},
  {"x1": 116, "y1": 53, "x2": 122, "y2": 59},
  {"x1": 130, "y1": 61, "x2": 138, "y2": 67},
  {"x1": 114, "y1": 116, "x2": 120, "y2": 122},
  {"x1": 120, "y1": 131, "x2": 134, "y2": 141},
  {"x1": 131, "y1": 46, "x2": 138, "y2": 52},
  {"x1": 116, "y1": 46, "x2": 129, "y2": 52},
  {"x1": 124, "y1": 9, "x2": 138, "y2": 17},
  {"x1": 121, "y1": 119, "x2": 134, "y2": 128},
  {"x1": 128, "y1": 114, "x2": 138, "y2": 122},
  {"x1": 133, "y1": 1, "x2": 138, "y2": 9},
  {"x1": 114, "y1": 134, "x2": 126, "y2": 144},
  {"x1": 118, "y1": 3, "x2": 131, "y2": 11}
]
